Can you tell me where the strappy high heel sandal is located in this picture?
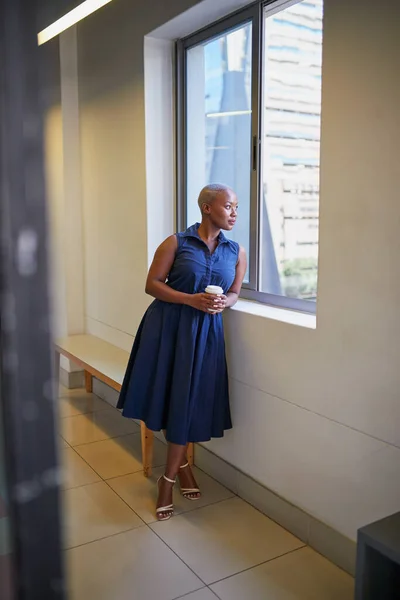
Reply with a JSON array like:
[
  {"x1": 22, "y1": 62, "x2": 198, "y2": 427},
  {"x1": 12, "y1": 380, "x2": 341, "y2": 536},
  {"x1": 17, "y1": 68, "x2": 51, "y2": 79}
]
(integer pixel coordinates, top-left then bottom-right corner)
[
  {"x1": 156, "y1": 475, "x2": 176, "y2": 521},
  {"x1": 179, "y1": 462, "x2": 201, "y2": 501}
]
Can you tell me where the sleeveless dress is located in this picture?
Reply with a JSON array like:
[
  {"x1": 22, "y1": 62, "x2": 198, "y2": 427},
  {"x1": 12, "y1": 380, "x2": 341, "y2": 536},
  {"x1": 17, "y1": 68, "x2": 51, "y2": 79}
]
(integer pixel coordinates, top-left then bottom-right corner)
[{"x1": 117, "y1": 223, "x2": 239, "y2": 445}]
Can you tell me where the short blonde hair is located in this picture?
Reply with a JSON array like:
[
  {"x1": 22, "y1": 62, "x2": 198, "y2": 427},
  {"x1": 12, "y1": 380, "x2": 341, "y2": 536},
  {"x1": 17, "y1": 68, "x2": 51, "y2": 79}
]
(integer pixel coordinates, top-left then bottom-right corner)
[{"x1": 197, "y1": 183, "x2": 233, "y2": 213}]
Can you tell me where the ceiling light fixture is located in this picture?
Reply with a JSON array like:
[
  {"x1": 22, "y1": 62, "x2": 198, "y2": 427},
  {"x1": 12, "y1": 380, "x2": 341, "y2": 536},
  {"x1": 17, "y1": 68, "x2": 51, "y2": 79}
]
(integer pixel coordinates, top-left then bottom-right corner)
[{"x1": 37, "y1": 0, "x2": 113, "y2": 45}]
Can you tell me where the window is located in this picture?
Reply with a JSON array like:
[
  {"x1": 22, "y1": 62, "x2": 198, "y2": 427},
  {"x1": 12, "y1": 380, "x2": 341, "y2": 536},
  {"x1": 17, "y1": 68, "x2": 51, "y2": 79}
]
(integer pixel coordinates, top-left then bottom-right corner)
[{"x1": 178, "y1": 0, "x2": 324, "y2": 313}]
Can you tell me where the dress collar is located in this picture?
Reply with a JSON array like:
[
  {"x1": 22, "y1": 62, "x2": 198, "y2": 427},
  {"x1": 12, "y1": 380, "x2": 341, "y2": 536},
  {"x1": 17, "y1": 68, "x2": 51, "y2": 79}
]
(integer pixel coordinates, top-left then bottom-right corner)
[{"x1": 181, "y1": 223, "x2": 228, "y2": 244}]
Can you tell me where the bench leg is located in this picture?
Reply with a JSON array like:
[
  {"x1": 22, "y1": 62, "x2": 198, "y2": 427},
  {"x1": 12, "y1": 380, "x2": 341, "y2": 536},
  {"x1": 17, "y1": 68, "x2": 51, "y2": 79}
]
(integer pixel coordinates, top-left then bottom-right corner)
[
  {"x1": 187, "y1": 443, "x2": 194, "y2": 466},
  {"x1": 141, "y1": 422, "x2": 154, "y2": 478},
  {"x1": 85, "y1": 371, "x2": 93, "y2": 393}
]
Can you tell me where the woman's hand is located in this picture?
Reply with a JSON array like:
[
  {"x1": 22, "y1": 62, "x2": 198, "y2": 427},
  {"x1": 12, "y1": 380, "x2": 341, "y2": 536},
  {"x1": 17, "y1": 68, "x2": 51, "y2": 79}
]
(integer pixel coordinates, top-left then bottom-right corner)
[
  {"x1": 187, "y1": 293, "x2": 225, "y2": 314},
  {"x1": 213, "y1": 295, "x2": 228, "y2": 313}
]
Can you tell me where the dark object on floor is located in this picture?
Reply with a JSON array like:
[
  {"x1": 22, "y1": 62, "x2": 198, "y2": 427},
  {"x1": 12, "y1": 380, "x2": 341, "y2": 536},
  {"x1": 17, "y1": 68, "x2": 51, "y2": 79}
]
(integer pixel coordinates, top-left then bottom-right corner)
[{"x1": 355, "y1": 511, "x2": 400, "y2": 599}]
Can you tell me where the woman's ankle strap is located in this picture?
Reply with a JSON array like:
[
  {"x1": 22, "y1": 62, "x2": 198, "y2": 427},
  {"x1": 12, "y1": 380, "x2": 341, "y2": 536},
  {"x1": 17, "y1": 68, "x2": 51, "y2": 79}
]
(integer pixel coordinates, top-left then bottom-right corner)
[{"x1": 163, "y1": 474, "x2": 176, "y2": 484}]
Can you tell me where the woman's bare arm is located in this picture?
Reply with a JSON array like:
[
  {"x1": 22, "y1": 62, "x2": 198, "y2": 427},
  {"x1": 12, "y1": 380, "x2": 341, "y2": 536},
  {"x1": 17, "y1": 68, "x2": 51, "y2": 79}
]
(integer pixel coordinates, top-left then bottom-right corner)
[
  {"x1": 145, "y1": 236, "x2": 216, "y2": 313},
  {"x1": 145, "y1": 236, "x2": 192, "y2": 305},
  {"x1": 146, "y1": 236, "x2": 246, "y2": 313},
  {"x1": 214, "y1": 246, "x2": 247, "y2": 311}
]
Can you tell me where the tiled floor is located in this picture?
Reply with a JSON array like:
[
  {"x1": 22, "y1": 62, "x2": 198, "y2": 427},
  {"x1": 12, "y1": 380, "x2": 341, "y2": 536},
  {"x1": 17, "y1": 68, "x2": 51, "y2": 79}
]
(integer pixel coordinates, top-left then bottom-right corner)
[{"x1": 59, "y1": 386, "x2": 354, "y2": 600}]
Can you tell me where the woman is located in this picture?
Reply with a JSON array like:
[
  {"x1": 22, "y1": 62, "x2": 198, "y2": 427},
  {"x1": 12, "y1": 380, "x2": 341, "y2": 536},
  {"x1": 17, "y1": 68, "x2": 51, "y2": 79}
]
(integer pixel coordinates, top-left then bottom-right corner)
[{"x1": 118, "y1": 183, "x2": 247, "y2": 520}]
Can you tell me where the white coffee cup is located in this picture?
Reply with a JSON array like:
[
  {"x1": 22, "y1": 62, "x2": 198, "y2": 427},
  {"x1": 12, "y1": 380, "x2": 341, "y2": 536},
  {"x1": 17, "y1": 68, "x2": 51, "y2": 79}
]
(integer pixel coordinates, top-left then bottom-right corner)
[{"x1": 205, "y1": 285, "x2": 224, "y2": 313}]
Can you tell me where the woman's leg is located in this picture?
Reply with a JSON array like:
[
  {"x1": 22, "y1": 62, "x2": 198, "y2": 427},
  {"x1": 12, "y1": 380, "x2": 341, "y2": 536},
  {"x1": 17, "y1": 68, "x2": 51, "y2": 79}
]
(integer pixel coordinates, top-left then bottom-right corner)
[
  {"x1": 162, "y1": 431, "x2": 193, "y2": 470},
  {"x1": 156, "y1": 441, "x2": 186, "y2": 519},
  {"x1": 161, "y1": 431, "x2": 200, "y2": 501},
  {"x1": 177, "y1": 455, "x2": 201, "y2": 499}
]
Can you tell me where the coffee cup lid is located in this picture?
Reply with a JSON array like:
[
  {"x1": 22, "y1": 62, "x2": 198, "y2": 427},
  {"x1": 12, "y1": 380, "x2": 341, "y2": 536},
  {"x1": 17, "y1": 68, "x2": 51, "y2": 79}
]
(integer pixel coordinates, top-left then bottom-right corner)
[{"x1": 205, "y1": 285, "x2": 223, "y2": 294}]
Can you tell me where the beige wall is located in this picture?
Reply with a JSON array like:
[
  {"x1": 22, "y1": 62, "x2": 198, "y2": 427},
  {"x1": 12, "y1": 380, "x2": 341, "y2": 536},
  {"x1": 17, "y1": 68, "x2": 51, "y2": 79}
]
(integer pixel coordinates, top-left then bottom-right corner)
[
  {"x1": 76, "y1": 0, "x2": 203, "y2": 348},
  {"x1": 41, "y1": 38, "x2": 66, "y2": 341},
  {"x1": 52, "y1": 0, "x2": 400, "y2": 540},
  {"x1": 43, "y1": 31, "x2": 85, "y2": 372},
  {"x1": 214, "y1": 0, "x2": 400, "y2": 539},
  {"x1": 45, "y1": 103, "x2": 66, "y2": 340}
]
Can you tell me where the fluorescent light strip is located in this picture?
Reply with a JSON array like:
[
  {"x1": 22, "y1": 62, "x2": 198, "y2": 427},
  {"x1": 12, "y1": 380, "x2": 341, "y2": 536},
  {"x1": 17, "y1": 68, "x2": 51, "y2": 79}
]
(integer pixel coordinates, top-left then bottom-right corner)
[
  {"x1": 206, "y1": 110, "x2": 252, "y2": 118},
  {"x1": 37, "y1": 0, "x2": 113, "y2": 45}
]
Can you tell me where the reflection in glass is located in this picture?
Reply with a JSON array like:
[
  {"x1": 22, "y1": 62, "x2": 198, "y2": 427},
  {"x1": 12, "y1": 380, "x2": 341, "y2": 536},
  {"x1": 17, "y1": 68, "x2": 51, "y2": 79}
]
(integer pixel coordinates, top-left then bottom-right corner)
[
  {"x1": 260, "y1": 0, "x2": 323, "y2": 300},
  {"x1": 186, "y1": 22, "x2": 252, "y2": 280}
]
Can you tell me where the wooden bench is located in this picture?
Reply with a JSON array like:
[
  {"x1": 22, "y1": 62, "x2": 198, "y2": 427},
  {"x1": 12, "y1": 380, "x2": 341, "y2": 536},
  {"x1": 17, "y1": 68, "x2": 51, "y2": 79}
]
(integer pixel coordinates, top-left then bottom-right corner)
[{"x1": 55, "y1": 334, "x2": 193, "y2": 477}]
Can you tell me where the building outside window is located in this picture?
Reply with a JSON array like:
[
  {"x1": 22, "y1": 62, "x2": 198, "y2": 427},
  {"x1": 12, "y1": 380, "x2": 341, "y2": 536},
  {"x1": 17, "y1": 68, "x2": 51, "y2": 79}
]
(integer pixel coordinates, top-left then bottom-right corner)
[{"x1": 179, "y1": 0, "x2": 324, "y2": 312}]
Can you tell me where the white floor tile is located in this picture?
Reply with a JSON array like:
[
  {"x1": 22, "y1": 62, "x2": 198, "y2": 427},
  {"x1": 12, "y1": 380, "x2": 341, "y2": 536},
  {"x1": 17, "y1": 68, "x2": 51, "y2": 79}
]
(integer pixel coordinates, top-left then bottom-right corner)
[
  {"x1": 108, "y1": 466, "x2": 234, "y2": 524},
  {"x1": 151, "y1": 497, "x2": 304, "y2": 584},
  {"x1": 63, "y1": 481, "x2": 142, "y2": 548},
  {"x1": 211, "y1": 546, "x2": 354, "y2": 600},
  {"x1": 66, "y1": 527, "x2": 203, "y2": 600},
  {"x1": 61, "y1": 409, "x2": 139, "y2": 446},
  {"x1": 59, "y1": 392, "x2": 109, "y2": 418},
  {"x1": 74, "y1": 433, "x2": 167, "y2": 479},
  {"x1": 61, "y1": 448, "x2": 101, "y2": 489}
]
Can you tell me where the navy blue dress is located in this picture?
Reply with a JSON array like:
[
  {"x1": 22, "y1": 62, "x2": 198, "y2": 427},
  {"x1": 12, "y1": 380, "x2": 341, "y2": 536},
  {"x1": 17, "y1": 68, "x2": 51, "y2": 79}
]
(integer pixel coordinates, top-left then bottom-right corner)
[{"x1": 117, "y1": 223, "x2": 239, "y2": 445}]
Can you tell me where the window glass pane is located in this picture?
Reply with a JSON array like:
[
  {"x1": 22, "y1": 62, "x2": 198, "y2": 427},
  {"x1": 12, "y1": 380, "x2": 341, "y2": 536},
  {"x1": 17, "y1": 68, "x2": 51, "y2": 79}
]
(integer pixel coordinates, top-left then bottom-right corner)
[
  {"x1": 186, "y1": 22, "x2": 252, "y2": 281},
  {"x1": 260, "y1": 0, "x2": 323, "y2": 301}
]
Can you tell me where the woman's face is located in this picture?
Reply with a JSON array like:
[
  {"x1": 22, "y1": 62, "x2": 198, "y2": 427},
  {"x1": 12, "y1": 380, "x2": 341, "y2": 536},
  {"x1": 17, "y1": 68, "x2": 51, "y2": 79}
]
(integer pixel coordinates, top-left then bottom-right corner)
[{"x1": 205, "y1": 190, "x2": 238, "y2": 231}]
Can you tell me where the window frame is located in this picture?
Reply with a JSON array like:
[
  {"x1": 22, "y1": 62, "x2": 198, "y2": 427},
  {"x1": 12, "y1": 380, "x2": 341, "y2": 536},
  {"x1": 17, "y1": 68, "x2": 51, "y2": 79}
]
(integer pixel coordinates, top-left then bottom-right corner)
[{"x1": 176, "y1": 0, "x2": 320, "y2": 315}]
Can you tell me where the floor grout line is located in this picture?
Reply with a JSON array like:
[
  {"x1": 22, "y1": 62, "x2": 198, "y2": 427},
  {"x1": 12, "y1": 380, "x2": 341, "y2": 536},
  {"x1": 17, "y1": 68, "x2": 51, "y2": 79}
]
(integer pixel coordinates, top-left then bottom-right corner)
[
  {"x1": 58, "y1": 390, "x2": 110, "y2": 403},
  {"x1": 62, "y1": 422, "x2": 284, "y2": 532},
  {"x1": 63, "y1": 523, "x2": 147, "y2": 553},
  {"x1": 171, "y1": 587, "x2": 219, "y2": 600},
  {"x1": 209, "y1": 586, "x2": 221, "y2": 600},
  {"x1": 62, "y1": 431, "x2": 232, "y2": 544},
  {"x1": 102, "y1": 477, "x2": 150, "y2": 527},
  {"x1": 150, "y1": 494, "x2": 239, "y2": 525},
  {"x1": 170, "y1": 587, "x2": 207, "y2": 600},
  {"x1": 59, "y1": 393, "x2": 316, "y2": 598},
  {"x1": 60, "y1": 429, "x2": 141, "y2": 449},
  {"x1": 62, "y1": 431, "x2": 151, "y2": 533},
  {"x1": 104, "y1": 464, "x2": 166, "y2": 483},
  {"x1": 147, "y1": 502, "x2": 307, "y2": 592},
  {"x1": 70, "y1": 429, "x2": 141, "y2": 449},
  {"x1": 60, "y1": 391, "x2": 355, "y2": 598},
  {"x1": 64, "y1": 444, "x2": 149, "y2": 528},
  {"x1": 206, "y1": 586, "x2": 222, "y2": 600},
  {"x1": 59, "y1": 406, "x2": 124, "y2": 421},
  {"x1": 63, "y1": 433, "x2": 167, "y2": 487},
  {"x1": 95, "y1": 464, "x2": 211, "y2": 588},
  {"x1": 208, "y1": 545, "x2": 307, "y2": 588},
  {"x1": 98, "y1": 450, "x2": 211, "y2": 587},
  {"x1": 194, "y1": 450, "x2": 311, "y2": 544},
  {"x1": 62, "y1": 415, "x2": 237, "y2": 522},
  {"x1": 59, "y1": 406, "x2": 112, "y2": 416},
  {"x1": 64, "y1": 446, "x2": 109, "y2": 484},
  {"x1": 61, "y1": 411, "x2": 153, "y2": 546},
  {"x1": 149, "y1": 525, "x2": 208, "y2": 588},
  {"x1": 144, "y1": 494, "x2": 236, "y2": 526},
  {"x1": 59, "y1": 435, "x2": 71, "y2": 448}
]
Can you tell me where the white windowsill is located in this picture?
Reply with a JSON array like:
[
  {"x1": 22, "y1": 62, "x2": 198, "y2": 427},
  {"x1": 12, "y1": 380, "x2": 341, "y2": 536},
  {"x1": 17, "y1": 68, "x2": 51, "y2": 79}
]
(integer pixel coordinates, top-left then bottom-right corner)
[{"x1": 231, "y1": 299, "x2": 317, "y2": 329}]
